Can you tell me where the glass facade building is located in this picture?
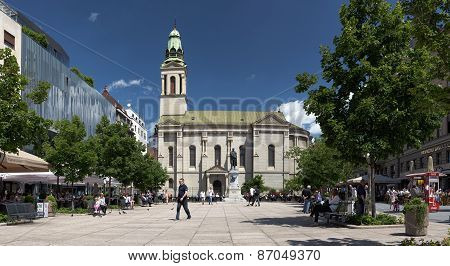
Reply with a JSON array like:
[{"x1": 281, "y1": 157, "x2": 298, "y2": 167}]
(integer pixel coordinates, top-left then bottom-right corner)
[{"x1": 20, "y1": 33, "x2": 115, "y2": 136}]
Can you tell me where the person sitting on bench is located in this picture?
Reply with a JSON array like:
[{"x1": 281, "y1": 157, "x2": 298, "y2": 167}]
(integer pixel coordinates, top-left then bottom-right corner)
[{"x1": 311, "y1": 189, "x2": 341, "y2": 223}]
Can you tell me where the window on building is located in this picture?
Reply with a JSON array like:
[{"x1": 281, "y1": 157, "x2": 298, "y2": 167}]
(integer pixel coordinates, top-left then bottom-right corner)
[
  {"x1": 420, "y1": 157, "x2": 424, "y2": 169},
  {"x1": 436, "y1": 128, "x2": 440, "y2": 138},
  {"x1": 189, "y1": 145, "x2": 196, "y2": 167},
  {"x1": 4, "y1": 30, "x2": 15, "y2": 50},
  {"x1": 390, "y1": 165, "x2": 395, "y2": 178},
  {"x1": 168, "y1": 178, "x2": 174, "y2": 188},
  {"x1": 447, "y1": 115, "x2": 450, "y2": 135},
  {"x1": 400, "y1": 162, "x2": 404, "y2": 173},
  {"x1": 436, "y1": 152, "x2": 441, "y2": 165},
  {"x1": 170, "y1": 76, "x2": 176, "y2": 95},
  {"x1": 447, "y1": 150, "x2": 450, "y2": 164},
  {"x1": 268, "y1": 144, "x2": 275, "y2": 167},
  {"x1": 214, "y1": 145, "x2": 221, "y2": 166},
  {"x1": 168, "y1": 146, "x2": 174, "y2": 167},
  {"x1": 239, "y1": 146, "x2": 245, "y2": 167},
  {"x1": 65, "y1": 76, "x2": 69, "y2": 88}
]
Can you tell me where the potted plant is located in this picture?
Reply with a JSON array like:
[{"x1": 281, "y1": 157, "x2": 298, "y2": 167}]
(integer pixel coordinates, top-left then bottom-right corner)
[
  {"x1": 404, "y1": 197, "x2": 429, "y2": 236},
  {"x1": 46, "y1": 195, "x2": 57, "y2": 217}
]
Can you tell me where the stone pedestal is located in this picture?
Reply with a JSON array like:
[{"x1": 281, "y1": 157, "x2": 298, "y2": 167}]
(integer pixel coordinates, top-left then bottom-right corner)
[{"x1": 225, "y1": 169, "x2": 246, "y2": 202}]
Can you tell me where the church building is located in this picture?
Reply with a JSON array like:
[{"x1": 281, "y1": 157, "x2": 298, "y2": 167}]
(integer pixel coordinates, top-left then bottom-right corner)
[{"x1": 156, "y1": 26, "x2": 310, "y2": 197}]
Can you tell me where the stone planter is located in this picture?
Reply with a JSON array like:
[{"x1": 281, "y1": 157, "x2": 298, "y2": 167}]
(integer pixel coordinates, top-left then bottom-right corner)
[{"x1": 405, "y1": 209, "x2": 429, "y2": 236}]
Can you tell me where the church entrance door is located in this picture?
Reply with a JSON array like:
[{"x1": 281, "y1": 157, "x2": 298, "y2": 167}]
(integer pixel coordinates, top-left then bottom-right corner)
[{"x1": 213, "y1": 180, "x2": 222, "y2": 196}]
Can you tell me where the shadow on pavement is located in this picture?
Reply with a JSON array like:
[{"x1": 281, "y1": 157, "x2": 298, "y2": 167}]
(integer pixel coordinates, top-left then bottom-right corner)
[
  {"x1": 287, "y1": 238, "x2": 385, "y2": 246},
  {"x1": 241, "y1": 215, "x2": 341, "y2": 228}
]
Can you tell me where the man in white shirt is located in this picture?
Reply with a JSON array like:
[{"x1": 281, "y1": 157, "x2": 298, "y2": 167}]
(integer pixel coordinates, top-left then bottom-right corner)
[
  {"x1": 208, "y1": 188, "x2": 214, "y2": 205},
  {"x1": 311, "y1": 189, "x2": 341, "y2": 223},
  {"x1": 248, "y1": 187, "x2": 255, "y2": 206},
  {"x1": 200, "y1": 191, "x2": 205, "y2": 205}
]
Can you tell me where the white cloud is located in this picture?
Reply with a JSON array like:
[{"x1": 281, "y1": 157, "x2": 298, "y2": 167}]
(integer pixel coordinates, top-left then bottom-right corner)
[
  {"x1": 278, "y1": 100, "x2": 322, "y2": 136},
  {"x1": 88, "y1": 12, "x2": 99, "y2": 22},
  {"x1": 108, "y1": 79, "x2": 153, "y2": 92},
  {"x1": 308, "y1": 122, "x2": 322, "y2": 136}
]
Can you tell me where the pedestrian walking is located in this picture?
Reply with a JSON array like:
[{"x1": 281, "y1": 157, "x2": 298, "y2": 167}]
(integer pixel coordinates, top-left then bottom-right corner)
[
  {"x1": 248, "y1": 187, "x2": 255, "y2": 206},
  {"x1": 175, "y1": 178, "x2": 191, "y2": 220},
  {"x1": 200, "y1": 191, "x2": 205, "y2": 205},
  {"x1": 302, "y1": 185, "x2": 312, "y2": 214},
  {"x1": 254, "y1": 187, "x2": 260, "y2": 207},
  {"x1": 208, "y1": 188, "x2": 213, "y2": 205}
]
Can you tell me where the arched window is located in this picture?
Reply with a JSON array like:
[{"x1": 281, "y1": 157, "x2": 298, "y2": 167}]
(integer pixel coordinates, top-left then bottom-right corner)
[
  {"x1": 239, "y1": 145, "x2": 245, "y2": 167},
  {"x1": 268, "y1": 144, "x2": 275, "y2": 167},
  {"x1": 189, "y1": 145, "x2": 196, "y2": 167},
  {"x1": 170, "y1": 76, "x2": 176, "y2": 95},
  {"x1": 214, "y1": 145, "x2": 221, "y2": 166},
  {"x1": 168, "y1": 146, "x2": 174, "y2": 167},
  {"x1": 168, "y1": 178, "x2": 174, "y2": 188}
]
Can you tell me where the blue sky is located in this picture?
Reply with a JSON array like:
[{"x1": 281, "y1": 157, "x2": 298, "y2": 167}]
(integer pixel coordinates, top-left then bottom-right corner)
[{"x1": 7, "y1": 0, "x2": 348, "y2": 136}]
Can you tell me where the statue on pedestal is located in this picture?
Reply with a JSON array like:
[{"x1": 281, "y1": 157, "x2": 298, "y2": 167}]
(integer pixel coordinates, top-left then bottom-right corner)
[{"x1": 230, "y1": 148, "x2": 237, "y2": 170}]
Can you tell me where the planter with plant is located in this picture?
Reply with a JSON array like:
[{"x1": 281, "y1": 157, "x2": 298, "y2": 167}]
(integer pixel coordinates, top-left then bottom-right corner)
[
  {"x1": 403, "y1": 197, "x2": 428, "y2": 236},
  {"x1": 46, "y1": 195, "x2": 57, "y2": 217}
]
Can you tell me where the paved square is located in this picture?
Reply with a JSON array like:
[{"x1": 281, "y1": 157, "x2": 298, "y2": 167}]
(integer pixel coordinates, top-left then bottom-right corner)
[{"x1": 0, "y1": 202, "x2": 448, "y2": 246}]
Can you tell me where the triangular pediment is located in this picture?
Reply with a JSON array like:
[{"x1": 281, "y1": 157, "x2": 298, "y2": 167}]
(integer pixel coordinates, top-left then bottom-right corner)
[
  {"x1": 253, "y1": 113, "x2": 288, "y2": 125},
  {"x1": 205, "y1": 165, "x2": 227, "y2": 173}
]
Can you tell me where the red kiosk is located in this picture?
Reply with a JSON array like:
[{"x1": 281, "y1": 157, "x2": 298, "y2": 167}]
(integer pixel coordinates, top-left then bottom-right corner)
[{"x1": 406, "y1": 171, "x2": 444, "y2": 212}]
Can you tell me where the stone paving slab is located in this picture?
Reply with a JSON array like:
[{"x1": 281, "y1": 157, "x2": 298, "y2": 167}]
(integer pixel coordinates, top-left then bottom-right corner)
[{"x1": 0, "y1": 202, "x2": 448, "y2": 246}]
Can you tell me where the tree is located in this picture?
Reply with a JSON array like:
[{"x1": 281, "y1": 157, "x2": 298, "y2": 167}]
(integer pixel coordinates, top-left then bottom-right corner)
[
  {"x1": 44, "y1": 116, "x2": 96, "y2": 210},
  {"x1": 286, "y1": 139, "x2": 354, "y2": 190},
  {"x1": 0, "y1": 48, "x2": 51, "y2": 155},
  {"x1": 295, "y1": 0, "x2": 447, "y2": 217},
  {"x1": 241, "y1": 175, "x2": 267, "y2": 194},
  {"x1": 133, "y1": 154, "x2": 168, "y2": 193},
  {"x1": 401, "y1": 0, "x2": 450, "y2": 110},
  {"x1": 91, "y1": 116, "x2": 145, "y2": 203}
]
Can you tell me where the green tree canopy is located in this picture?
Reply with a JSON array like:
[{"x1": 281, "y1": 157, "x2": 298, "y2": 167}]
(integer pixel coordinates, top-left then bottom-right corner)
[
  {"x1": 241, "y1": 175, "x2": 267, "y2": 194},
  {"x1": 0, "y1": 48, "x2": 51, "y2": 154},
  {"x1": 44, "y1": 116, "x2": 97, "y2": 187},
  {"x1": 295, "y1": 0, "x2": 447, "y2": 216},
  {"x1": 92, "y1": 116, "x2": 146, "y2": 187},
  {"x1": 286, "y1": 139, "x2": 354, "y2": 190},
  {"x1": 133, "y1": 154, "x2": 168, "y2": 192}
]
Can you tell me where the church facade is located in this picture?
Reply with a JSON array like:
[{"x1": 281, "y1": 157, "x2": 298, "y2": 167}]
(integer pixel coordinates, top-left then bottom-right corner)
[{"x1": 156, "y1": 27, "x2": 310, "y2": 197}]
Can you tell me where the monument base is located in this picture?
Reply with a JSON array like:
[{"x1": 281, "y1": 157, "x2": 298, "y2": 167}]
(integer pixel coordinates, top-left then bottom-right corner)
[{"x1": 224, "y1": 187, "x2": 246, "y2": 203}]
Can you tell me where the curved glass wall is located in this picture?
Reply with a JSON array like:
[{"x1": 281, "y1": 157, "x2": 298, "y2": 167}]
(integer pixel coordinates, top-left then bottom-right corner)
[{"x1": 20, "y1": 33, "x2": 115, "y2": 136}]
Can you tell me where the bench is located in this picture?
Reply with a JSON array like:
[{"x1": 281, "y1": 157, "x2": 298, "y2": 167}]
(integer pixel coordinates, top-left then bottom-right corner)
[
  {"x1": 0, "y1": 203, "x2": 36, "y2": 224},
  {"x1": 322, "y1": 201, "x2": 350, "y2": 224}
]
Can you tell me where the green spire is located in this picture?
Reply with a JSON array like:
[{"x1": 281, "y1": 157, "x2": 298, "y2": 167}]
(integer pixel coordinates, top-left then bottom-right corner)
[{"x1": 165, "y1": 25, "x2": 184, "y2": 64}]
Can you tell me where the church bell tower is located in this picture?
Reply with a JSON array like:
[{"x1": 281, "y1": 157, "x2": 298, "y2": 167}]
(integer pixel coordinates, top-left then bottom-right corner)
[{"x1": 159, "y1": 25, "x2": 188, "y2": 117}]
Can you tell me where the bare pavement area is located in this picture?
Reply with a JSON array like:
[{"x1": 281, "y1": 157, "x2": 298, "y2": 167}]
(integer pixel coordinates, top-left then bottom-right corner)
[{"x1": 0, "y1": 202, "x2": 448, "y2": 246}]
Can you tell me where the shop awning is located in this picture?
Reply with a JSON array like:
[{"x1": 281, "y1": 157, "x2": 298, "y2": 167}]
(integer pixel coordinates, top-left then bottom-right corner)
[
  {"x1": 347, "y1": 175, "x2": 401, "y2": 184},
  {"x1": 1, "y1": 172, "x2": 121, "y2": 186},
  {"x1": 0, "y1": 150, "x2": 49, "y2": 172}
]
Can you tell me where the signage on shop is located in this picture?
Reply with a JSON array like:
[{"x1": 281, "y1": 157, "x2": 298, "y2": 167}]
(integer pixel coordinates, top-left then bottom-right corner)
[{"x1": 420, "y1": 142, "x2": 450, "y2": 155}]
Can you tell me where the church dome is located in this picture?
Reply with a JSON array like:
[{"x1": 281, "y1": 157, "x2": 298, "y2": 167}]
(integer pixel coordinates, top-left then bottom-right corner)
[{"x1": 165, "y1": 26, "x2": 184, "y2": 63}]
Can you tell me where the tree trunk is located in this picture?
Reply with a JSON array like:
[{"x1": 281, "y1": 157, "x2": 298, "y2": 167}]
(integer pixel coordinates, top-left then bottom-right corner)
[
  {"x1": 71, "y1": 181, "x2": 74, "y2": 211},
  {"x1": 369, "y1": 162, "x2": 376, "y2": 217},
  {"x1": 57, "y1": 176, "x2": 60, "y2": 194},
  {"x1": 108, "y1": 177, "x2": 112, "y2": 206}
]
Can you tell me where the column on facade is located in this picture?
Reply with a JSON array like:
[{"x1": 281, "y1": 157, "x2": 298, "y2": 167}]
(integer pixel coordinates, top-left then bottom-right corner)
[
  {"x1": 283, "y1": 130, "x2": 289, "y2": 190},
  {"x1": 176, "y1": 131, "x2": 183, "y2": 179},
  {"x1": 181, "y1": 74, "x2": 186, "y2": 95},
  {"x1": 161, "y1": 75, "x2": 165, "y2": 95}
]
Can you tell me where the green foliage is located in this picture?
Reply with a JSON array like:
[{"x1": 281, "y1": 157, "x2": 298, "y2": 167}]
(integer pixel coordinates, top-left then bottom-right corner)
[
  {"x1": 0, "y1": 48, "x2": 51, "y2": 154},
  {"x1": 404, "y1": 197, "x2": 428, "y2": 227},
  {"x1": 91, "y1": 116, "x2": 148, "y2": 187},
  {"x1": 44, "y1": 116, "x2": 97, "y2": 186},
  {"x1": 241, "y1": 175, "x2": 267, "y2": 194},
  {"x1": 286, "y1": 139, "x2": 354, "y2": 189},
  {"x1": 0, "y1": 213, "x2": 11, "y2": 223},
  {"x1": 346, "y1": 213, "x2": 400, "y2": 225},
  {"x1": 70, "y1": 67, "x2": 94, "y2": 87},
  {"x1": 46, "y1": 195, "x2": 57, "y2": 210},
  {"x1": 22, "y1": 26, "x2": 48, "y2": 48},
  {"x1": 401, "y1": 229, "x2": 450, "y2": 246},
  {"x1": 26, "y1": 81, "x2": 51, "y2": 104},
  {"x1": 296, "y1": 0, "x2": 446, "y2": 166},
  {"x1": 23, "y1": 195, "x2": 35, "y2": 204},
  {"x1": 133, "y1": 154, "x2": 168, "y2": 191}
]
